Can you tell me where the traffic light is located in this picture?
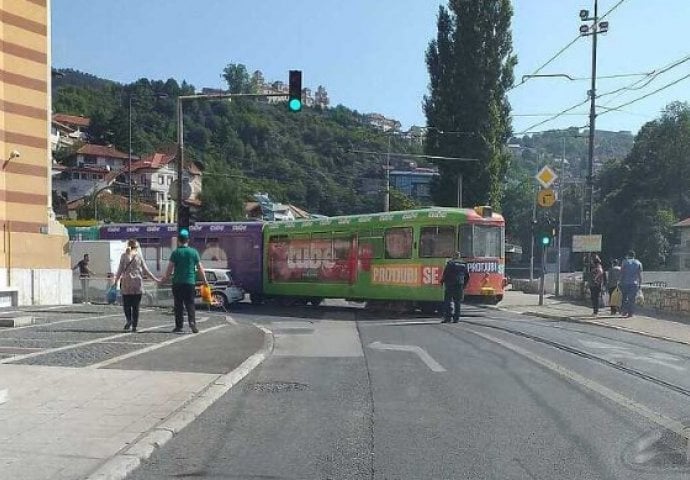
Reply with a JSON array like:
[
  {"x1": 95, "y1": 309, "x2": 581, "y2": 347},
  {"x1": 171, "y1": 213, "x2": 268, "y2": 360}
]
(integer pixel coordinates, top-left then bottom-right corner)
[
  {"x1": 535, "y1": 216, "x2": 557, "y2": 248},
  {"x1": 178, "y1": 205, "x2": 191, "y2": 233},
  {"x1": 288, "y1": 70, "x2": 302, "y2": 112}
]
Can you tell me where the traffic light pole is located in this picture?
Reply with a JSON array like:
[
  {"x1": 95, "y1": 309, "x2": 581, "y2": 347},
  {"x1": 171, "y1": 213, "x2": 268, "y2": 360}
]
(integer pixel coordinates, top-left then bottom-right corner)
[
  {"x1": 175, "y1": 91, "x2": 289, "y2": 231},
  {"x1": 539, "y1": 244, "x2": 547, "y2": 306}
]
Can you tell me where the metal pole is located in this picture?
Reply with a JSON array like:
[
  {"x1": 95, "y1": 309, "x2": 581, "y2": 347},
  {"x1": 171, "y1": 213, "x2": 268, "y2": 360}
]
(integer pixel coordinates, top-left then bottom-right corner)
[
  {"x1": 128, "y1": 96, "x2": 132, "y2": 223},
  {"x1": 585, "y1": 0, "x2": 598, "y2": 235},
  {"x1": 539, "y1": 245, "x2": 546, "y2": 306},
  {"x1": 176, "y1": 97, "x2": 184, "y2": 227},
  {"x1": 529, "y1": 186, "x2": 537, "y2": 281},
  {"x1": 456, "y1": 173, "x2": 462, "y2": 208},
  {"x1": 384, "y1": 135, "x2": 391, "y2": 212},
  {"x1": 556, "y1": 138, "x2": 565, "y2": 296}
]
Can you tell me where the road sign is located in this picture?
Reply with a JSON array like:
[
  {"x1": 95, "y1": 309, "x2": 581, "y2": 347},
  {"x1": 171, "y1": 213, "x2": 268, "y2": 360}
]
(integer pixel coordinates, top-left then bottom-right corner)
[
  {"x1": 572, "y1": 234, "x2": 602, "y2": 252},
  {"x1": 537, "y1": 188, "x2": 556, "y2": 208},
  {"x1": 536, "y1": 165, "x2": 557, "y2": 188}
]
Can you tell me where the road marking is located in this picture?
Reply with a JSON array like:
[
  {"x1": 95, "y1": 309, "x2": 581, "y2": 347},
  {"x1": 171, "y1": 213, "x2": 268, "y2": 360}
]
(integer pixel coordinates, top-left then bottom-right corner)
[
  {"x1": 0, "y1": 317, "x2": 209, "y2": 364},
  {"x1": 225, "y1": 315, "x2": 238, "y2": 325},
  {"x1": 0, "y1": 388, "x2": 7, "y2": 405},
  {"x1": 89, "y1": 324, "x2": 227, "y2": 369},
  {"x1": 467, "y1": 326, "x2": 690, "y2": 444},
  {"x1": 368, "y1": 341, "x2": 446, "y2": 372},
  {"x1": 579, "y1": 339, "x2": 685, "y2": 372},
  {"x1": 3, "y1": 312, "x2": 127, "y2": 331}
]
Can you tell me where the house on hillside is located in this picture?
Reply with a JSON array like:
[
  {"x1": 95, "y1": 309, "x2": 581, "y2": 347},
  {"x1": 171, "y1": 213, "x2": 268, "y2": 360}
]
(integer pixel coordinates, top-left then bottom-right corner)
[
  {"x1": 51, "y1": 113, "x2": 90, "y2": 151},
  {"x1": 671, "y1": 218, "x2": 690, "y2": 270},
  {"x1": 74, "y1": 143, "x2": 132, "y2": 170}
]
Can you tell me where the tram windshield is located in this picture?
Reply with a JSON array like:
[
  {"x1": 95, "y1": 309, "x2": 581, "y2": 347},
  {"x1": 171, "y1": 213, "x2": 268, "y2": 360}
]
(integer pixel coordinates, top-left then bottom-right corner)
[{"x1": 459, "y1": 224, "x2": 503, "y2": 259}]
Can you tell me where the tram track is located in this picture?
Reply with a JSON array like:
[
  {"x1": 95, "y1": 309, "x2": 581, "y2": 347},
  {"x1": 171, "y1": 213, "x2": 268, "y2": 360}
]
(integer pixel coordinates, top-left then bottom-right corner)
[{"x1": 438, "y1": 320, "x2": 690, "y2": 399}]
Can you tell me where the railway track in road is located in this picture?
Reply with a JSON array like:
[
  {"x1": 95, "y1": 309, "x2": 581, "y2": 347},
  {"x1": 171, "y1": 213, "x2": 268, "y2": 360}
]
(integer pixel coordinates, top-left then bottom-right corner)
[{"x1": 441, "y1": 320, "x2": 690, "y2": 399}]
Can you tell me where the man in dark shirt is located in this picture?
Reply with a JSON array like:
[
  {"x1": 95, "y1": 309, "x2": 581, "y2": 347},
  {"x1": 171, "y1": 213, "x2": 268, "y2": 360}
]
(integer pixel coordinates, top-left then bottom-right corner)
[
  {"x1": 73, "y1": 254, "x2": 93, "y2": 304},
  {"x1": 440, "y1": 252, "x2": 470, "y2": 323}
]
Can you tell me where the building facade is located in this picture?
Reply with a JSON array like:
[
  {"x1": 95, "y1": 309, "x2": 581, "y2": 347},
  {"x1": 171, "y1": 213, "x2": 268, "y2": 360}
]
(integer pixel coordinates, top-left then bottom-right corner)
[{"x1": 0, "y1": 0, "x2": 71, "y2": 305}]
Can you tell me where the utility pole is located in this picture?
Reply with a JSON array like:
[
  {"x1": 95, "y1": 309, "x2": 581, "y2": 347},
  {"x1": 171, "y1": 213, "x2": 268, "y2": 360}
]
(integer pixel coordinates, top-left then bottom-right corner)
[
  {"x1": 128, "y1": 96, "x2": 133, "y2": 223},
  {"x1": 456, "y1": 173, "x2": 462, "y2": 208},
  {"x1": 580, "y1": 1, "x2": 607, "y2": 235},
  {"x1": 555, "y1": 138, "x2": 565, "y2": 296},
  {"x1": 529, "y1": 186, "x2": 537, "y2": 281}
]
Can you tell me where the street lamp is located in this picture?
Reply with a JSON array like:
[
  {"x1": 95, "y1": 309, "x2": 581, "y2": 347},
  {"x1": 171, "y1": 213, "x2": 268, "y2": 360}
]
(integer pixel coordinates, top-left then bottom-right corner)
[{"x1": 128, "y1": 93, "x2": 168, "y2": 222}]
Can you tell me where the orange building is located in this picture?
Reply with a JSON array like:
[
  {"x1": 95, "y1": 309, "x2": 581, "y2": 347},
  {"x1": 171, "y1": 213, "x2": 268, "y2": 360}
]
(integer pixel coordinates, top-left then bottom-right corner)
[{"x1": 0, "y1": 0, "x2": 71, "y2": 305}]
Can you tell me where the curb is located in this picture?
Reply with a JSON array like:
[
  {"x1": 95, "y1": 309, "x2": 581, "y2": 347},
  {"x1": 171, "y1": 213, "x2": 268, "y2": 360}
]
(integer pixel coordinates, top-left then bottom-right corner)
[
  {"x1": 515, "y1": 309, "x2": 690, "y2": 348},
  {"x1": 85, "y1": 323, "x2": 274, "y2": 480}
]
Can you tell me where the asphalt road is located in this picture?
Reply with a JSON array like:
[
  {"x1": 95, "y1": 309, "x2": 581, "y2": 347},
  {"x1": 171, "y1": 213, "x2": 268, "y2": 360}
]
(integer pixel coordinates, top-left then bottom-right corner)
[{"x1": 126, "y1": 304, "x2": 690, "y2": 479}]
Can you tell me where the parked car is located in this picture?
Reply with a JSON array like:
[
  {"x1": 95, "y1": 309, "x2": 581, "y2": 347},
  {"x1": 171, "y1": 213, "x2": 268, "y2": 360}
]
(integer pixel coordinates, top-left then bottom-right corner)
[{"x1": 196, "y1": 268, "x2": 245, "y2": 308}]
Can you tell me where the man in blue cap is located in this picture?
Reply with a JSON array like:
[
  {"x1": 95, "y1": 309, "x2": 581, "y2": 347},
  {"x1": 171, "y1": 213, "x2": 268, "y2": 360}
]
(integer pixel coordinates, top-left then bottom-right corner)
[{"x1": 160, "y1": 229, "x2": 208, "y2": 333}]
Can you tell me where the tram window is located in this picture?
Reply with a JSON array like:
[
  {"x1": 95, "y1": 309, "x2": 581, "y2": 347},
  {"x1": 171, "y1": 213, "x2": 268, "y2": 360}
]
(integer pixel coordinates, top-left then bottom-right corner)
[
  {"x1": 459, "y1": 225, "x2": 473, "y2": 258},
  {"x1": 360, "y1": 236, "x2": 383, "y2": 259},
  {"x1": 473, "y1": 225, "x2": 502, "y2": 258},
  {"x1": 419, "y1": 226, "x2": 455, "y2": 258},
  {"x1": 310, "y1": 233, "x2": 332, "y2": 262},
  {"x1": 333, "y1": 235, "x2": 351, "y2": 260},
  {"x1": 384, "y1": 227, "x2": 412, "y2": 259}
]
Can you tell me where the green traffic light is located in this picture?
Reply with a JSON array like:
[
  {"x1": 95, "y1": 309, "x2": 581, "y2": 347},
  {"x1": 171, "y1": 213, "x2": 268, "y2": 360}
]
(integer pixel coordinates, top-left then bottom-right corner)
[
  {"x1": 541, "y1": 236, "x2": 550, "y2": 246},
  {"x1": 288, "y1": 98, "x2": 302, "y2": 111}
]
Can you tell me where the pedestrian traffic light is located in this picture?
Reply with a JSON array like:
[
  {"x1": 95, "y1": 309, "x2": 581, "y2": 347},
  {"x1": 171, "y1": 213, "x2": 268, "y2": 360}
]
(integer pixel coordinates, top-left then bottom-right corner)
[
  {"x1": 178, "y1": 205, "x2": 191, "y2": 233},
  {"x1": 288, "y1": 70, "x2": 302, "y2": 112}
]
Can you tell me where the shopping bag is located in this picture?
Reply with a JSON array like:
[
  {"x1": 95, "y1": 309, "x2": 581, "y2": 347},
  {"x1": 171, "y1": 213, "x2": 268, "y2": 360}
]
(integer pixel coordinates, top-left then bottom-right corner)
[
  {"x1": 106, "y1": 286, "x2": 118, "y2": 305},
  {"x1": 635, "y1": 289, "x2": 645, "y2": 306},
  {"x1": 610, "y1": 287, "x2": 622, "y2": 308},
  {"x1": 200, "y1": 284, "x2": 213, "y2": 304}
]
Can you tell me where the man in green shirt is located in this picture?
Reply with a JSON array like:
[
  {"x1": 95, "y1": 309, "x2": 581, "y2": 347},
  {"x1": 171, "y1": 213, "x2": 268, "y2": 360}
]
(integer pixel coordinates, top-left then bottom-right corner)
[{"x1": 160, "y1": 229, "x2": 208, "y2": 333}]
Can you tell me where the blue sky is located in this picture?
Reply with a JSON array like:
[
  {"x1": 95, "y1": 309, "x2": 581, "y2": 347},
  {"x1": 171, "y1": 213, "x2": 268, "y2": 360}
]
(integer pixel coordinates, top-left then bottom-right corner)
[{"x1": 52, "y1": 0, "x2": 690, "y2": 135}]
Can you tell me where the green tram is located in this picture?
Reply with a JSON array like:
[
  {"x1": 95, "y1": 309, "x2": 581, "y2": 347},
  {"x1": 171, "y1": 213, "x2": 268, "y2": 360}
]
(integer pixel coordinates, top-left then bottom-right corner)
[{"x1": 262, "y1": 206, "x2": 506, "y2": 310}]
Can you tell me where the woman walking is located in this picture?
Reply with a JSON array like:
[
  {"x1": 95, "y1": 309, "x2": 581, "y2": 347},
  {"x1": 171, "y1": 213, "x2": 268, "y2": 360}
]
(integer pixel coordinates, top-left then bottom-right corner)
[
  {"x1": 113, "y1": 239, "x2": 159, "y2": 332},
  {"x1": 589, "y1": 255, "x2": 605, "y2": 316}
]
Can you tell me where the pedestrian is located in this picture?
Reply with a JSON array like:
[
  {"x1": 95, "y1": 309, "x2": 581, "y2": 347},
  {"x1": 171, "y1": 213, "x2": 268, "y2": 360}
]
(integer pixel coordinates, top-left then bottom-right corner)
[
  {"x1": 440, "y1": 251, "x2": 470, "y2": 323},
  {"x1": 620, "y1": 250, "x2": 643, "y2": 318},
  {"x1": 159, "y1": 229, "x2": 208, "y2": 333},
  {"x1": 72, "y1": 253, "x2": 93, "y2": 304},
  {"x1": 113, "y1": 239, "x2": 159, "y2": 332},
  {"x1": 606, "y1": 259, "x2": 622, "y2": 315},
  {"x1": 589, "y1": 255, "x2": 604, "y2": 316}
]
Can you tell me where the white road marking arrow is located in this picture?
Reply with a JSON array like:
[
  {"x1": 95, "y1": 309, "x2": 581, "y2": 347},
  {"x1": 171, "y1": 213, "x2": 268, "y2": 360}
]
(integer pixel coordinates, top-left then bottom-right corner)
[{"x1": 368, "y1": 341, "x2": 446, "y2": 372}]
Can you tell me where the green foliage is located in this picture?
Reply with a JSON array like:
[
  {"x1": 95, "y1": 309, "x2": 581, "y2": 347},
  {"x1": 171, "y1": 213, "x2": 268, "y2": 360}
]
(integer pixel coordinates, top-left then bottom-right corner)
[
  {"x1": 53, "y1": 68, "x2": 422, "y2": 218},
  {"x1": 76, "y1": 198, "x2": 145, "y2": 223},
  {"x1": 389, "y1": 188, "x2": 420, "y2": 212},
  {"x1": 222, "y1": 63, "x2": 253, "y2": 94},
  {"x1": 595, "y1": 102, "x2": 690, "y2": 268},
  {"x1": 424, "y1": 0, "x2": 517, "y2": 209}
]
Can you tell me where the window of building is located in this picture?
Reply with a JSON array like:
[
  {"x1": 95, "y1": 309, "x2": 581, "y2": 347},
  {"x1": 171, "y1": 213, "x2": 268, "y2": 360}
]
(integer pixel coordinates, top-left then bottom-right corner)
[
  {"x1": 83, "y1": 156, "x2": 96, "y2": 165},
  {"x1": 385, "y1": 227, "x2": 412, "y2": 259},
  {"x1": 158, "y1": 175, "x2": 165, "y2": 185},
  {"x1": 419, "y1": 226, "x2": 455, "y2": 258}
]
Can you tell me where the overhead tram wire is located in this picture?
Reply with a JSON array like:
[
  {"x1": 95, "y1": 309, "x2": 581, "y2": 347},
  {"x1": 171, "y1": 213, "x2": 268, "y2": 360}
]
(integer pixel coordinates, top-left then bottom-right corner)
[
  {"x1": 512, "y1": 0, "x2": 630, "y2": 91},
  {"x1": 515, "y1": 98, "x2": 590, "y2": 135},
  {"x1": 599, "y1": 71, "x2": 690, "y2": 116}
]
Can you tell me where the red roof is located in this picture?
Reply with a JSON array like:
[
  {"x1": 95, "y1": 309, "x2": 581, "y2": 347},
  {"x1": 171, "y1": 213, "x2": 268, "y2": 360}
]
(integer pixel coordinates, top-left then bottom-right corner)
[
  {"x1": 77, "y1": 144, "x2": 132, "y2": 160},
  {"x1": 674, "y1": 218, "x2": 690, "y2": 228},
  {"x1": 52, "y1": 113, "x2": 91, "y2": 128},
  {"x1": 129, "y1": 152, "x2": 175, "y2": 172}
]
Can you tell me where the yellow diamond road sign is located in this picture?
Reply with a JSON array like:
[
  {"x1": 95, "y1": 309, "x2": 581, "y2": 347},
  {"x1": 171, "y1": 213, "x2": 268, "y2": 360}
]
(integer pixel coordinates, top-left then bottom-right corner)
[{"x1": 536, "y1": 165, "x2": 557, "y2": 189}]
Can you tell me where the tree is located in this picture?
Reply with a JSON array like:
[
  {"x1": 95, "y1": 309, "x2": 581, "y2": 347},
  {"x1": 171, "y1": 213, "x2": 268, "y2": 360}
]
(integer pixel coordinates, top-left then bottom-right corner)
[
  {"x1": 197, "y1": 169, "x2": 249, "y2": 221},
  {"x1": 222, "y1": 63, "x2": 252, "y2": 94},
  {"x1": 595, "y1": 102, "x2": 690, "y2": 268},
  {"x1": 389, "y1": 188, "x2": 420, "y2": 211},
  {"x1": 424, "y1": 0, "x2": 517, "y2": 208}
]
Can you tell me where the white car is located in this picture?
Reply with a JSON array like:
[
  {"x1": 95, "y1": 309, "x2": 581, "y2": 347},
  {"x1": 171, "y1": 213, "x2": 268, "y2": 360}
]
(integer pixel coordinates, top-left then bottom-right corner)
[{"x1": 196, "y1": 269, "x2": 245, "y2": 308}]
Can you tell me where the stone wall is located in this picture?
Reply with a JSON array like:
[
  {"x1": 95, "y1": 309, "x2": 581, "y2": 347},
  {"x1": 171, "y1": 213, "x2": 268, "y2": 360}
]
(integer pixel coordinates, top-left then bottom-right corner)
[
  {"x1": 560, "y1": 279, "x2": 690, "y2": 317},
  {"x1": 511, "y1": 278, "x2": 541, "y2": 294}
]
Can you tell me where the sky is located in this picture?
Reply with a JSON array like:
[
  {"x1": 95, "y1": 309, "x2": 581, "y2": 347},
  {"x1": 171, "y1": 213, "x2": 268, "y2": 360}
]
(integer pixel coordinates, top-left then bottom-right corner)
[{"x1": 52, "y1": 0, "x2": 690, "y2": 135}]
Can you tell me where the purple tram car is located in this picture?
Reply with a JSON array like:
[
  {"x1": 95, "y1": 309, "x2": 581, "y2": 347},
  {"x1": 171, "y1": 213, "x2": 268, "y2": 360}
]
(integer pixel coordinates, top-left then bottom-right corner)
[{"x1": 99, "y1": 222, "x2": 264, "y2": 301}]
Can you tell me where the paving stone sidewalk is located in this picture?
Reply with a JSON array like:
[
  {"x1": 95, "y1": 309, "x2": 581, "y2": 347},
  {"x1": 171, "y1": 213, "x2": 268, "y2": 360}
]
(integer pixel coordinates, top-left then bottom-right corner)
[{"x1": 497, "y1": 290, "x2": 690, "y2": 346}]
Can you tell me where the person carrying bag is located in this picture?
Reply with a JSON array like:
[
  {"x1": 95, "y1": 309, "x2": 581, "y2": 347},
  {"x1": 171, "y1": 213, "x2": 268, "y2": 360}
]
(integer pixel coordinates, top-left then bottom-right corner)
[{"x1": 113, "y1": 239, "x2": 160, "y2": 332}]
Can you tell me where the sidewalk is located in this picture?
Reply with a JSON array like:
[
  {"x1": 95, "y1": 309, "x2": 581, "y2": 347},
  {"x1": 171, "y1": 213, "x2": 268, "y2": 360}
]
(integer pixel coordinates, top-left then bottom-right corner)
[
  {"x1": 496, "y1": 290, "x2": 690, "y2": 346},
  {"x1": 0, "y1": 311, "x2": 271, "y2": 480}
]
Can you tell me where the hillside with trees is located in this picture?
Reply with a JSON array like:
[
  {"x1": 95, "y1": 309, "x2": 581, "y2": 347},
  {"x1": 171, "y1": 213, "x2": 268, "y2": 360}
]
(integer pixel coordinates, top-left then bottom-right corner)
[{"x1": 52, "y1": 66, "x2": 423, "y2": 220}]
